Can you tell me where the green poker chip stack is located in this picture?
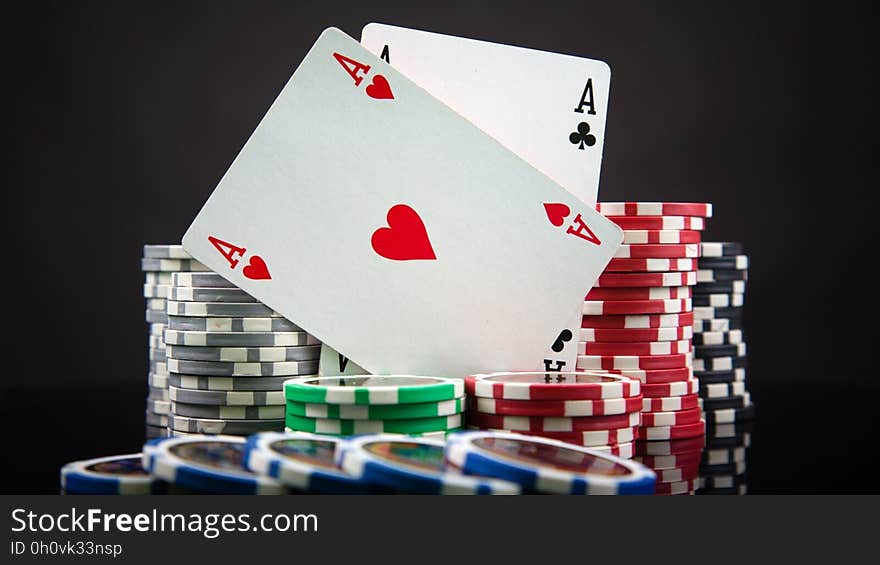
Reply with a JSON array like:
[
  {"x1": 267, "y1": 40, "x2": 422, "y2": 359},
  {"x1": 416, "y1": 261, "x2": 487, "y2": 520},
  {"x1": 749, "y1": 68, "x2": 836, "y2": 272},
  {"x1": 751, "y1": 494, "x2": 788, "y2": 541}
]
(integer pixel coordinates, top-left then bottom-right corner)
[{"x1": 283, "y1": 376, "x2": 466, "y2": 436}]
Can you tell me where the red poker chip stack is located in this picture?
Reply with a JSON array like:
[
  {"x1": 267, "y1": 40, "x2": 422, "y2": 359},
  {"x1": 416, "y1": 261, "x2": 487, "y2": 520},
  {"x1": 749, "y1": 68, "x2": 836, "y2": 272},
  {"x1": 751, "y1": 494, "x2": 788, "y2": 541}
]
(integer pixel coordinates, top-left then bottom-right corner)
[
  {"x1": 633, "y1": 435, "x2": 705, "y2": 495},
  {"x1": 582, "y1": 202, "x2": 712, "y2": 491},
  {"x1": 463, "y1": 372, "x2": 643, "y2": 459}
]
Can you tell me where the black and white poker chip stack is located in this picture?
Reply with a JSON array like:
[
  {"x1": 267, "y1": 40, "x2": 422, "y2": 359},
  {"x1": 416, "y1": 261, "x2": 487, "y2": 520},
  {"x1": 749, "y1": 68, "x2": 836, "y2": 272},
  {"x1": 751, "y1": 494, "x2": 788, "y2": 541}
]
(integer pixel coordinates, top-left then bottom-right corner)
[
  {"x1": 162, "y1": 261, "x2": 321, "y2": 437},
  {"x1": 141, "y1": 244, "x2": 212, "y2": 439},
  {"x1": 692, "y1": 242, "x2": 754, "y2": 424},
  {"x1": 692, "y1": 241, "x2": 753, "y2": 494},
  {"x1": 698, "y1": 422, "x2": 751, "y2": 494}
]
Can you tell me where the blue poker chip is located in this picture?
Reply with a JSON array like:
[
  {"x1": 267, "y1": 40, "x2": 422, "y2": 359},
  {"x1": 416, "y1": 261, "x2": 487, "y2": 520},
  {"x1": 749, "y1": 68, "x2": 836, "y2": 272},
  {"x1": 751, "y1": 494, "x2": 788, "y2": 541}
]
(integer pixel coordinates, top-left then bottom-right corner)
[
  {"x1": 243, "y1": 431, "x2": 379, "y2": 493},
  {"x1": 61, "y1": 454, "x2": 165, "y2": 495},
  {"x1": 338, "y1": 434, "x2": 520, "y2": 494},
  {"x1": 143, "y1": 435, "x2": 285, "y2": 494},
  {"x1": 445, "y1": 431, "x2": 656, "y2": 495}
]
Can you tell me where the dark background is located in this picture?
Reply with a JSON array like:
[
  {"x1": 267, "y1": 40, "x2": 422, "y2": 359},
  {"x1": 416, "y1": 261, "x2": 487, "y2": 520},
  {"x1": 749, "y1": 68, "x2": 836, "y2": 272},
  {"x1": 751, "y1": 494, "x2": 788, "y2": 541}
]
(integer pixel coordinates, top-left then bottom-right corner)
[{"x1": 3, "y1": 1, "x2": 873, "y2": 493}]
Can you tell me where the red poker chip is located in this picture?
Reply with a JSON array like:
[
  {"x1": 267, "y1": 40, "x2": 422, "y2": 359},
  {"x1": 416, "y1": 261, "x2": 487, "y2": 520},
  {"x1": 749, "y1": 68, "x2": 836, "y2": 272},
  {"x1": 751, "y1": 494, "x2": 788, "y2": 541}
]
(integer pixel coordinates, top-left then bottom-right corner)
[
  {"x1": 635, "y1": 435, "x2": 706, "y2": 456},
  {"x1": 579, "y1": 325, "x2": 693, "y2": 343},
  {"x1": 466, "y1": 410, "x2": 641, "y2": 433},
  {"x1": 585, "y1": 286, "x2": 692, "y2": 301},
  {"x1": 642, "y1": 393, "x2": 700, "y2": 412},
  {"x1": 621, "y1": 229, "x2": 702, "y2": 244},
  {"x1": 605, "y1": 257, "x2": 698, "y2": 272},
  {"x1": 654, "y1": 478, "x2": 700, "y2": 495},
  {"x1": 578, "y1": 339, "x2": 692, "y2": 356},
  {"x1": 581, "y1": 312, "x2": 695, "y2": 329},
  {"x1": 606, "y1": 215, "x2": 706, "y2": 231},
  {"x1": 577, "y1": 353, "x2": 692, "y2": 371},
  {"x1": 597, "y1": 202, "x2": 713, "y2": 218},
  {"x1": 613, "y1": 244, "x2": 700, "y2": 259},
  {"x1": 470, "y1": 394, "x2": 643, "y2": 417},
  {"x1": 466, "y1": 426, "x2": 637, "y2": 447},
  {"x1": 595, "y1": 271, "x2": 697, "y2": 288},
  {"x1": 639, "y1": 408, "x2": 703, "y2": 427},
  {"x1": 589, "y1": 441, "x2": 634, "y2": 459},
  {"x1": 606, "y1": 367, "x2": 693, "y2": 385},
  {"x1": 465, "y1": 372, "x2": 639, "y2": 401},
  {"x1": 637, "y1": 419, "x2": 706, "y2": 441},
  {"x1": 583, "y1": 298, "x2": 692, "y2": 316},
  {"x1": 634, "y1": 452, "x2": 703, "y2": 470},
  {"x1": 640, "y1": 379, "x2": 699, "y2": 398},
  {"x1": 654, "y1": 465, "x2": 701, "y2": 483}
]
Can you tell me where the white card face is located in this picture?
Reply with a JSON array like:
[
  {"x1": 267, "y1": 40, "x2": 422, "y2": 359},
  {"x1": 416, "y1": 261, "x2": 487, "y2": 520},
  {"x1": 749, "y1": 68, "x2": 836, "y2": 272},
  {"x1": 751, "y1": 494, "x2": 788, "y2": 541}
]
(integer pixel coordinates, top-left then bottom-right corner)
[
  {"x1": 361, "y1": 23, "x2": 611, "y2": 206},
  {"x1": 182, "y1": 28, "x2": 622, "y2": 377},
  {"x1": 538, "y1": 307, "x2": 584, "y2": 375},
  {"x1": 318, "y1": 343, "x2": 368, "y2": 376}
]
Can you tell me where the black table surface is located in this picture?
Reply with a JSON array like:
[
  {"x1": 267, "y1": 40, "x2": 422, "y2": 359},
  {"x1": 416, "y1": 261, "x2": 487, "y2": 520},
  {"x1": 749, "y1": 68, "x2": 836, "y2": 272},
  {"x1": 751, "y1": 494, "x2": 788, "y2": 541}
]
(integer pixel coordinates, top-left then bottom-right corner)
[{"x1": 2, "y1": 352, "x2": 878, "y2": 494}]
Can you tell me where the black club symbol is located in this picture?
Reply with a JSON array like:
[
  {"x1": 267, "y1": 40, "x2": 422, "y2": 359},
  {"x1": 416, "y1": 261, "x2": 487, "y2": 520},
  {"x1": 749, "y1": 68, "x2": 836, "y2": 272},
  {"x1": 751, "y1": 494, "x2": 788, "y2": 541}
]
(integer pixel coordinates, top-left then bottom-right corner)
[{"x1": 569, "y1": 122, "x2": 596, "y2": 150}]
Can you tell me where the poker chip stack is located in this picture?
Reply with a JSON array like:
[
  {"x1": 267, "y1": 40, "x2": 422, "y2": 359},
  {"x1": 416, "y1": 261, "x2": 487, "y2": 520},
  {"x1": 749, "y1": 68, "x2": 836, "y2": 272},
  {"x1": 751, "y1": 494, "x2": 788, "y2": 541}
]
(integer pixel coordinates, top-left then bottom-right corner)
[
  {"x1": 445, "y1": 431, "x2": 657, "y2": 495},
  {"x1": 632, "y1": 436, "x2": 705, "y2": 495},
  {"x1": 142, "y1": 435, "x2": 287, "y2": 494},
  {"x1": 692, "y1": 241, "x2": 753, "y2": 494},
  {"x1": 61, "y1": 453, "x2": 166, "y2": 495},
  {"x1": 142, "y1": 245, "x2": 212, "y2": 440},
  {"x1": 583, "y1": 202, "x2": 713, "y2": 493},
  {"x1": 161, "y1": 262, "x2": 322, "y2": 437},
  {"x1": 283, "y1": 375, "x2": 466, "y2": 437},
  {"x1": 464, "y1": 372, "x2": 643, "y2": 459},
  {"x1": 693, "y1": 242, "x2": 754, "y2": 425},
  {"x1": 697, "y1": 422, "x2": 751, "y2": 494}
]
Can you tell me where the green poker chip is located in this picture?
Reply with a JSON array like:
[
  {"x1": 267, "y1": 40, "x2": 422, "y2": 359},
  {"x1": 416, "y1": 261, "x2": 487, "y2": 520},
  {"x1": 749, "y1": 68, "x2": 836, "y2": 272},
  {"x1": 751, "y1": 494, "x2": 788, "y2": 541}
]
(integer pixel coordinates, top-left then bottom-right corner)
[
  {"x1": 285, "y1": 397, "x2": 464, "y2": 420},
  {"x1": 283, "y1": 375, "x2": 464, "y2": 405},
  {"x1": 285, "y1": 413, "x2": 463, "y2": 435}
]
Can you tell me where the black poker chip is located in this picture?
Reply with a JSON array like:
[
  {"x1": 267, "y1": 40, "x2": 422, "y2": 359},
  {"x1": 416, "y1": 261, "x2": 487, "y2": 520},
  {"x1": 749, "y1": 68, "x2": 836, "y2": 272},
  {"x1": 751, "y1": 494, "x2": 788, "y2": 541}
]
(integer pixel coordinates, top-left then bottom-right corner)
[
  {"x1": 699, "y1": 242, "x2": 744, "y2": 257},
  {"x1": 703, "y1": 404, "x2": 756, "y2": 425},
  {"x1": 695, "y1": 306, "x2": 744, "y2": 320},
  {"x1": 701, "y1": 395, "x2": 750, "y2": 411},
  {"x1": 693, "y1": 369, "x2": 744, "y2": 385},
  {"x1": 694, "y1": 343, "x2": 746, "y2": 358},
  {"x1": 693, "y1": 281, "x2": 746, "y2": 295},
  {"x1": 698, "y1": 256, "x2": 748, "y2": 270},
  {"x1": 699, "y1": 269, "x2": 748, "y2": 282}
]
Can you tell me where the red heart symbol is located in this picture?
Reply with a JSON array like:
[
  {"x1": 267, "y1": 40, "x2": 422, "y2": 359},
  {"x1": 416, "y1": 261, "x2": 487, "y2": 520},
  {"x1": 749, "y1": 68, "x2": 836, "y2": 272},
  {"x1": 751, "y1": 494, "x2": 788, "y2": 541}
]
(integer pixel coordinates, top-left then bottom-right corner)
[
  {"x1": 371, "y1": 204, "x2": 436, "y2": 261},
  {"x1": 365, "y1": 74, "x2": 394, "y2": 99},
  {"x1": 242, "y1": 255, "x2": 271, "y2": 280},
  {"x1": 543, "y1": 202, "x2": 571, "y2": 227}
]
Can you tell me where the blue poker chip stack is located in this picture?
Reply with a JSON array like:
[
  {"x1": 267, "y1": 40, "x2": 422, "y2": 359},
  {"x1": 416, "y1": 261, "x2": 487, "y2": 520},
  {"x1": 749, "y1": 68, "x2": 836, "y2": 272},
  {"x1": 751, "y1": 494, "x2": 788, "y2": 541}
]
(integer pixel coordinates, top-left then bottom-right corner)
[
  {"x1": 337, "y1": 433, "x2": 521, "y2": 494},
  {"x1": 60, "y1": 454, "x2": 167, "y2": 495},
  {"x1": 243, "y1": 431, "x2": 386, "y2": 494},
  {"x1": 445, "y1": 431, "x2": 656, "y2": 495},
  {"x1": 141, "y1": 435, "x2": 287, "y2": 494}
]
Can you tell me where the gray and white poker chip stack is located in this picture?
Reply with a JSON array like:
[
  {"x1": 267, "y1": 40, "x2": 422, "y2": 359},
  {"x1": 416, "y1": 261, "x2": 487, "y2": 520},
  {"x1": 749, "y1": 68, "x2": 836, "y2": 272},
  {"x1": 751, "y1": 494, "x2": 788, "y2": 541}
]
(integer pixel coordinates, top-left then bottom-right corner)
[
  {"x1": 142, "y1": 244, "x2": 211, "y2": 439},
  {"x1": 163, "y1": 268, "x2": 321, "y2": 437}
]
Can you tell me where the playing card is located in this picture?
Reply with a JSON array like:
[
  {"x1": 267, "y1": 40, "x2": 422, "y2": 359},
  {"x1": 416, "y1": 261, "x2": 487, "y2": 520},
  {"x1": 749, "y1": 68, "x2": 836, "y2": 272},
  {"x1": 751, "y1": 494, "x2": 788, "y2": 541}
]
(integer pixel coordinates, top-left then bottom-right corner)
[
  {"x1": 538, "y1": 307, "x2": 583, "y2": 374},
  {"x1": 182, "y1": 28, "x2": 622, "y2": 377},
  {"x1": 318, "y1": 343, "x2": 367, "y2": 376},
  {"x1": 361, "y1": 23, "x2": 611, "y2": 206},
  {"x1": 362, "y1": 24, "x2": 611, "y2": 374}
]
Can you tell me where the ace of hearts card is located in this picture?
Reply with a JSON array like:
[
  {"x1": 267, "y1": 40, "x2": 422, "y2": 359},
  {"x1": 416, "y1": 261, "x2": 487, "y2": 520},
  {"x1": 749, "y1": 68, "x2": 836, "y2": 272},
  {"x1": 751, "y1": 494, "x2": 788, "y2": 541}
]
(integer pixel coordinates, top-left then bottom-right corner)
[{"x1": 182, "y1": 28, "x2": 622, "y2": 377}]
